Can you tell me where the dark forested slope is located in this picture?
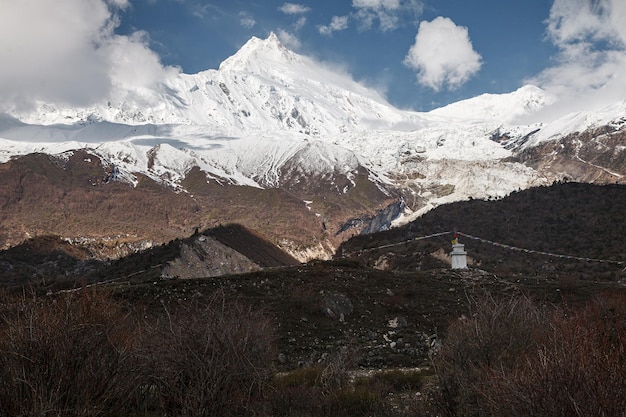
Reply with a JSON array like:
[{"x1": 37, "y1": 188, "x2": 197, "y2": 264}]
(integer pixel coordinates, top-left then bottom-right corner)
[{"x1": 337, "y1": 182, "x2": 626, "y2": 281}]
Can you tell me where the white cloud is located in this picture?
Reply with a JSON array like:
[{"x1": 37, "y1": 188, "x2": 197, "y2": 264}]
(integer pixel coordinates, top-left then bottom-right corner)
[
  {"x1": 107, "y1": 0, "x2": 130, "y2": 7},
  {"x1": 526, "y1": 0, "x2": 626, "y2": 117},
  {"x1": 294, "y1": 16, "x2": 307, "y2": 30},
  {"x1": 240, "y1": 17, "x2": 257, "y2": 28},
  {"x1": 352, "y1": 0, "x2": 422, "y2": 31},
  {"x1": 0, "y1": 0, "x2": 178, "y2": 112},
  {"x1": 546, "y1": 0, "x2": 624, "y2": 45},
  {"x1": 279, "y1": 3, "x2": 311, "y2": 15},
  {"x1": 101, "y1": 31, "x2": 179, "y2": 90},
  {"x1": 319, "y1": 16, "x2": 350, "y2": 36},
  {"x1": 277, "y1": 29, "x2": 302, "y2": 50},
  {"x1": 279, "y1": 3, "x2": 310, "y2": 32},
  {"x1": 404, "y1": 17, "x2": 482, "y2": 91},
  {"x1": 239, "y1": 12, "x2": 256, "y2": 28}
]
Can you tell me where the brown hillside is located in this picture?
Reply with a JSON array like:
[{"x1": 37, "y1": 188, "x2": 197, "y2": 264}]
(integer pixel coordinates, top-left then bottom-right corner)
[
  {"x1": 206, "y1": 224, "x2": 300, "y2": 267},
  {"x1": 517, "y1": 127, "x2": 626, "y2": 183},
  {"x1": 337, "y1": 182, "x2": 626, "y2": 282},
  {"x1": 0, "y1": 224, "x2": 298, "y2": 289},
  {"x1": 1, "y1": 183, "x2": 625, "y2": 372},
  {"x1": 0, "y1": 235, "x2": 95, "y2": 287},
  {"x1": 0, "y1": 151, "x2": 393, "y2": 259}
]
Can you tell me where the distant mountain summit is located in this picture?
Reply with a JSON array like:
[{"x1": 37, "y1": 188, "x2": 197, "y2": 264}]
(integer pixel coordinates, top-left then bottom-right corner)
[
  {"x1": 0, "y1": 34, "x2": 624, "y2": 260},
  {"x1": 218, "y1": 32, "x2": 301, "y2": 72},
  {"x1": 428, "y1": 85, "x2": 555, "y2": 123},
  {"x1": 10, "y1": 32, "x2": 405, "y2": 135}
]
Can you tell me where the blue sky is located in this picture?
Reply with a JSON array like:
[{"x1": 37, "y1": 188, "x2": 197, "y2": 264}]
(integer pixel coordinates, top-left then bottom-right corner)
[
  {"x1": 117, "y1": 0, "x2": 557, "y2": 110},
  {"x1": 1, "y1": 0, "x2": 625, "y2": 116}
]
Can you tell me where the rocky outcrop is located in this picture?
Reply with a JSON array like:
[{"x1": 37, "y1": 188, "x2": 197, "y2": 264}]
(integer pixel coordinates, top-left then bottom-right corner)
[
  {"x1": 517, "y1": 126, "x2": 626, "y2": 184},
  {"x1": 338, "y1": 199, "x2": 406, "y2": 236},
  {"x1": 162, "y1": 235, "x2": 260, "y2": 279}
]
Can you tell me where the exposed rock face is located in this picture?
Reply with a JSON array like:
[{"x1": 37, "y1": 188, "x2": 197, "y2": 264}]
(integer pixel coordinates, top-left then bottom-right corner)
[
  {"x1": 281, "y1": 239, "x2": 335, "y2": 262},
  {"x1": 0, "y1": 224, "x2": 300, "y2": 286},
  {"x1": 338, "y1": 199, "x2": 406, "y2": 236},
  {"x1": 160, "y1": 224, "x2": 300, "y2": 280},
  {"x1": 361, "y1": 199, "x2": 406, "y2": 234},
  {"x1": 517, "y1": 127, "x2": 626, "y2": 184},
  {"x1": 162, "y1": 236, "x2": 260, "y2": 279}
]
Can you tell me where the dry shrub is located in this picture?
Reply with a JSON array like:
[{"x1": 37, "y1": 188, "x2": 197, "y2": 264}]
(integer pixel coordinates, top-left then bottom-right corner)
[
  {"x1": 0, "y1": 290, "x2": 140, "y2": 417},
  {"x1": 268, "y1": 348, "x2": 398, "y2": 417},
  {"x1": 268, "y1": 350, "x2": 353, "y2": 417},
  {"x1": 431, "y1": 294, "x2": 549, "y2": 417},
  {"x1": 324, "y1": 386, "x2": 383, "y2": 417},
  {"x1": 432, "y1": 292, "x2": 626, "y2": 417},
  {"x1": 144, "y1": 291, "x2": 276, "y2": 417},
  {"x1": 482, "y1": 293, "x2": 626, "y2": 417}
]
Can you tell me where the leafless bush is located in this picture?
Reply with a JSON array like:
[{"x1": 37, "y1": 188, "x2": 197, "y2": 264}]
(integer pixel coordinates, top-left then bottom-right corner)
[
  {"x1": 431, "y1": 294, "x2": 550, "y2": 417},
  {"x1": 0, "y1": 290, "x2": 141, "y2": 417},
  {"x1": 482, "y1": 293, "x2": 626, "y2": 417},
  {"x1": 431, "y1": 292, "x2": 626, "y2": 417},
  {"x1": 144, "y1": 291, "x2": 276, "y2": 417},
  {"x1": 268, "y1": 348, "x2": 349, "y2": 416},
  {"x1": 267, "y1": 347, "x2": 401, "y2": 417}
]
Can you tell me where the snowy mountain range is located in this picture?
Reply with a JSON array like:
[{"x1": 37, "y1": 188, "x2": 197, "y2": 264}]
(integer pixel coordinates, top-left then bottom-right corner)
[{"x1": 0, "y1": 33, "x2": 624, "y2": 258}]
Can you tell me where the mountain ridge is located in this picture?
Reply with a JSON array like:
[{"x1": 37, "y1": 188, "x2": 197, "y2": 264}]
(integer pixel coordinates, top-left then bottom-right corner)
[{"x1": 0, "y1": 33, "x2": 624, "y2": 259}]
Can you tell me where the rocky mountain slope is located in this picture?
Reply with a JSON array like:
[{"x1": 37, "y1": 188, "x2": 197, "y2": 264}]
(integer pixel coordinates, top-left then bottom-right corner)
[
  {"x1": 0, "y1": 223, "x2": 299, "y2": 289},
  {"x1": 2, "y1": 182, "x2": 623, "y2": 371},
  {"x1": 0, "y1": 33, "x2": 624, "y2": 259}
]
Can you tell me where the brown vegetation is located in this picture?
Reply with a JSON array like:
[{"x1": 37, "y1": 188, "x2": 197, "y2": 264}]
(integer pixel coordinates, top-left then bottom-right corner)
[
  {"x1": 3, "y1": 287, "x2": 621, "y2": 416},
  {"x1": 142, "y1": 291, "x2": 277, "y2": 416},
  {"x1": 0, "y1": 290, "x2": 140, "y2": 417},
  {"x1": 0, "y1": 289, "x2": 278, "y2": 417},
  {"x1": 430, "y1": 292, "x2": 626, "y2": 417},
  {"x1": 481, "y1": 294, "x2": 626, "y2": 417},
  {"x1": 0, "y1": 150, "x2": 393, "y2": 263}
]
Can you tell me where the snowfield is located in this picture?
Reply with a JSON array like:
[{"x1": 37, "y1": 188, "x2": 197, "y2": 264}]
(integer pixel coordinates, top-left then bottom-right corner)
[{"x1": 1, "y1": 33, "x2": 625, "y2": 221}]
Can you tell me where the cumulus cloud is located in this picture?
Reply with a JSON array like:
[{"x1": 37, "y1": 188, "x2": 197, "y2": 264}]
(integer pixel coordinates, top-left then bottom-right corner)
[
  {"x1": 101, "y1": 31, "x2": 179, "y2": 90},
  {"x1": 352, "y1": 0, "x2": 423, "y2": 31},
  {"x1": 404, "y1": 17, "x2": 482, "y2": 91},
  {"x1": 239, "y1": 11, "x2": 256, "y2": 28},
  {"x1": 527, "y1": 0, "x2": 626, "y2": 117},
  {"x1": 279, "y1": 3, "x2": 311, "y2": 15},
  {"x1": 278, "y1": 2, "x2": 310, "y2": 32},
  {"x1": 319, "y1": 16, "x2": 350, "y2": 36},
  {"x1": 0, "y1": 0, "x2": 178, "y2": 112}
]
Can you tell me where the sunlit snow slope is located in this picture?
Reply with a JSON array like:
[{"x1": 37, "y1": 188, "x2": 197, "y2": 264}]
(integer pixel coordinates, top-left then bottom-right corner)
[{"x1": 1, "y1": 33, "x2": 625, "y2": 222}]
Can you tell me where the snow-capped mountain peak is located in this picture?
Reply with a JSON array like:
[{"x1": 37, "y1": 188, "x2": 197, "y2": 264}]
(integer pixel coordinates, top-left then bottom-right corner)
[
  {"x1": 428, "y1": 85, "x2": 556, "y2": 123},
  {"x1": 218, "y1": 32, "x2": 297, "y2": 73},
  {"x1": 10, "y1": 33, "x2": 412, "y2": 136},
  {"x1": 1, "y1": 32, "x2": 624, "y2": 241}
]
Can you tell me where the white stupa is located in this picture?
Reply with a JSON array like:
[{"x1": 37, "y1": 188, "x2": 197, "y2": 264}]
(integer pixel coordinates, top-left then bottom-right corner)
[{"x1": 450, "y1": 234, "x2": 468, "y2": 269}]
